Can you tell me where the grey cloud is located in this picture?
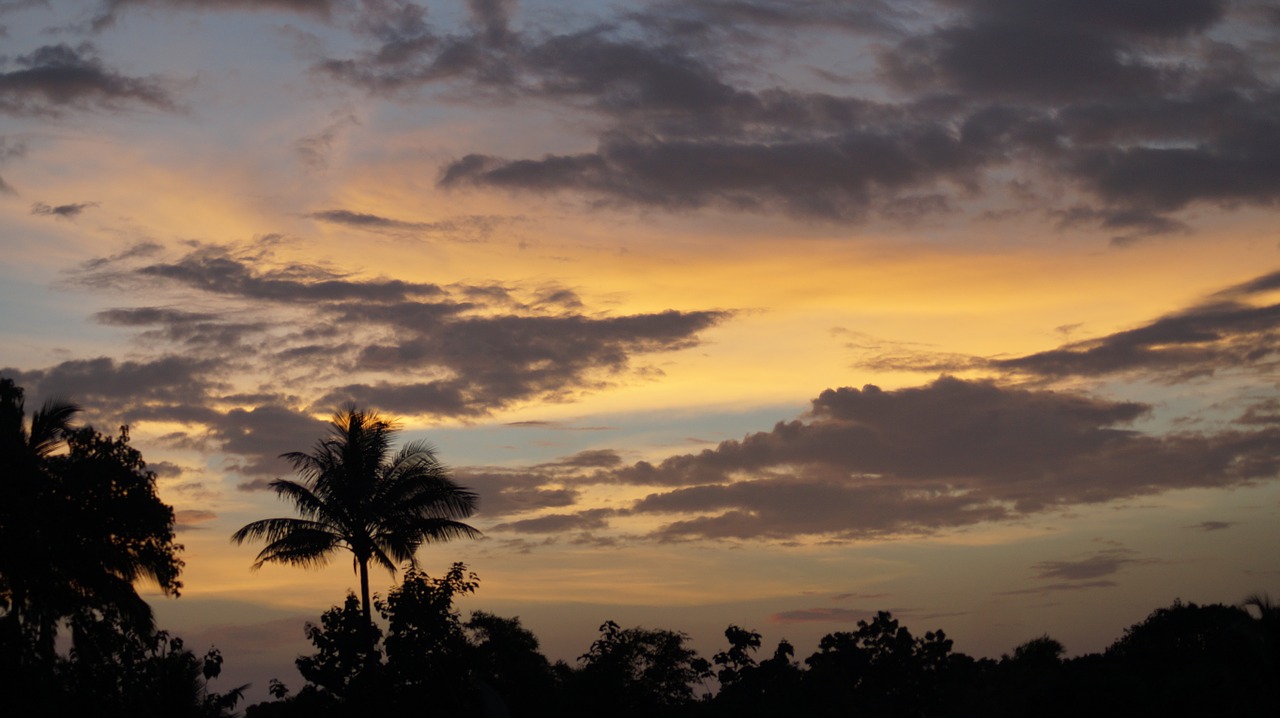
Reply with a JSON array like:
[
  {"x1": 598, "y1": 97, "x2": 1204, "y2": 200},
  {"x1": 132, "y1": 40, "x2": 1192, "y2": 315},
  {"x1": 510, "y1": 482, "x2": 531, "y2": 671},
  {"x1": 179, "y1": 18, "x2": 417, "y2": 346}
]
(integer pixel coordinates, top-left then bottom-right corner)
[
  {"x1": 74, "y1": 241, "x2": 728, "y2": 429},
  {"x1": 174, "y1": 508, "x2": 216, "y2": 531},
  {"x1": 452, "y1": 468, "x2": 580, "y2": 517},
  {"x1": 31, "y1": 201, "x2": 98, "y2": 218},
  {"x1": 490, "y1": 508, "x2": 617, "y2": 534},
  {"x1": 995, "y1": 299, "x2": 1280, "y2": 381},
  {"x1": 307, "y1": 208, "x2": 504, "y2": 240},
  {"x1": 998, "y1": 580, "x2": 1117, "y2": 595},
  {"x1": 1032, "y1": 549, "x2": 1144, "y2": 581},
  {"x1": 126, "y1": 243, "x2": 447, "y2": 303},
  {"x1": 94, "y1": 306, "x2": 270, "y2": 348},
  {"x1": 861, "y1": 270, "x2": 1280, "y2": 382},
  {"x1": 1191, "y1": 520, "x2": 1236, "y2": 531},
  {"x1": 590, "y1": 377, "x2": 1280, "y2": 541},
  {"x1": 306, "y1": 0, "x2": 1276, "y2": 232},
  {"x1": 0, "y1": 43, "x2": 174, "y2": 116},
  {"x1": 3, "y1": 355, "x2": 220, "y2": 418},
  {"x1": 440, "y1": 124, "x2": 980, "y2": 221},
  {"x1": 148, "y1": 460, "x2": 184, "y2": 478},
  {"x1": 210, "y1": 404, "x2": 330, "y2": 480}
]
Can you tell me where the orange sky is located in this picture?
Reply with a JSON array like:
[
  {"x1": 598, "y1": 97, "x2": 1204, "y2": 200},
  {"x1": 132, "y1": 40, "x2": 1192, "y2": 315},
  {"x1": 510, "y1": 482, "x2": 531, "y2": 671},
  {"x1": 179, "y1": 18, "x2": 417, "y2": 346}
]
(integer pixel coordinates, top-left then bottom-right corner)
[{"x1": 3, "y1": 0, "x2": 1279, "y2": 702}]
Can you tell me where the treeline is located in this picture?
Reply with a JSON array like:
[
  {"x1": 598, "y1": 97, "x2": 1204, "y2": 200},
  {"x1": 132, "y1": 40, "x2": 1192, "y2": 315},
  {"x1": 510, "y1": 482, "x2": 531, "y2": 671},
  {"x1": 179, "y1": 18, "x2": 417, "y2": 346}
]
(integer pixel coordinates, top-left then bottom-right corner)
[{"x1": 244, "y1": 563, "x2": 1280, "y2": 718}]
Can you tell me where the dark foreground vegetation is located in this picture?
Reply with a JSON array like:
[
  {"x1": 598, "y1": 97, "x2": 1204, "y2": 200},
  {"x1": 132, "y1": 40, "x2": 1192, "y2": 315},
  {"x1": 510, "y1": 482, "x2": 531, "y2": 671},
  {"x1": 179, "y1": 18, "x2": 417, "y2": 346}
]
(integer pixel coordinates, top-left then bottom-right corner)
[{"x1": 2, "y1": 378, "x2": 1278, "y2": 717}]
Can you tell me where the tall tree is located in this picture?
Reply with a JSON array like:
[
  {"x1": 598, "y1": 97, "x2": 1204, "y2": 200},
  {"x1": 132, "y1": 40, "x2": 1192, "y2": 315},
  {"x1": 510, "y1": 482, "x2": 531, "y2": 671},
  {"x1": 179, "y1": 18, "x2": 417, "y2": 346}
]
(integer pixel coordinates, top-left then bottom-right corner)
[
  {"x1": 231, "y1": 407, "x2": 480, "y2": 628},
  {"x1": 0, "y1": 378, "x2": 183, "y2": 662}
]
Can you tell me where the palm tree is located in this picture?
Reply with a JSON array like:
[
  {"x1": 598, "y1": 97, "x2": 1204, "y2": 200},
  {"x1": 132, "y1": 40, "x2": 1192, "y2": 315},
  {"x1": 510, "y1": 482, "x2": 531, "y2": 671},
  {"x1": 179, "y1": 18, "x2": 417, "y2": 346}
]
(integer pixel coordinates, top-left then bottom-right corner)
[
  {"x1": 1, "y1": 378, "x2": 82, "y2": 658},
  {"x1": 231, "y1": 407, "x2": 480, "y2": 628},
  {"x1": 1, "y1": 378, "x2": 183, "y2": 662}
]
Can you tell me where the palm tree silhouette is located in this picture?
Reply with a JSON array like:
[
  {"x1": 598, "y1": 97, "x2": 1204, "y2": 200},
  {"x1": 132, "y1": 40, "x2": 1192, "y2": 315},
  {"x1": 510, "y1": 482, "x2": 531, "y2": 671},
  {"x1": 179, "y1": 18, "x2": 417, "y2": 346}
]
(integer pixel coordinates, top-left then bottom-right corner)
[
  {"x1": 231, "y1": 407, "x2": 480, "y2": 627},
  {"x1": 1, "y1": 378, "x2": 82, "y2": 658},
  {"x1": 1, "y1": 378, "x2": 183, "y2": 661}
]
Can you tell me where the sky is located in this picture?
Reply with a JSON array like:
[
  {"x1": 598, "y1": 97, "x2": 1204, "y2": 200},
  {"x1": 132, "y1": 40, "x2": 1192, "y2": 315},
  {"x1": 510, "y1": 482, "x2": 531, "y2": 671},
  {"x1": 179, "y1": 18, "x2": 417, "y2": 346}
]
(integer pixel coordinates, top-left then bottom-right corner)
[{"x1": 3, "y1": 0, "x2": 1280, "y2": 701}]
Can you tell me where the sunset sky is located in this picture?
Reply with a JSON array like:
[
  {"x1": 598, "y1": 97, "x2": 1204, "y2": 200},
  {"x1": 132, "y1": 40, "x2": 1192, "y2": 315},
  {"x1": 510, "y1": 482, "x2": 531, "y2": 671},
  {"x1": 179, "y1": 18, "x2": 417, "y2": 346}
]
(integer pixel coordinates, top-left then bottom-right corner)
[{"x1": 3, "y1": 0, "x2": 1280, "y2": 700}]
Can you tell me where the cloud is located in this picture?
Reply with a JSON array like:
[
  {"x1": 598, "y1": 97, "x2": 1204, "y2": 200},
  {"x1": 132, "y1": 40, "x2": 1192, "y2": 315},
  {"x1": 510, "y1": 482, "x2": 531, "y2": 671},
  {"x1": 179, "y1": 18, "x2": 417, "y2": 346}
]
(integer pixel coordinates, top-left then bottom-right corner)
[
  {"x1": 0, "y1": 43, "x2": 174, "y2": 116},
  {"x1": 554, "y1": 376, "x2": 1280, "y2": 541},
  {"x1": 174, "y1": 508, "x2": 217, "y2": 531},
  {"x1": 998, "y1": 580, "x2": 1117, "y2": 596},
  {"x1": 1032, "y1": 549, "x2": 1146, "y2": 581},
  {"x1": 856, "y1": 270, "x2": 1280, "y2": 382},
  {"x1": 1190, "y1": 520, "x2": 1236, "y2": 531},
  {"x1": 2, "y1": 356, "x2": 222, "y2": 419},
  {"x1": 27, "y1": 239, "x2": 728, "y2": 478},
  {"x1": 31, "y1": 201, "x2": 98, "y2": 218},
  {"x1": 306, "y1": 208, "x2": 504, "y2": 241},
  {"x1": 994, "y1": 272, "x2": 1280, "y2": 380},
  {"x1": 300, "y1": 0, "x2": 1280, "y2": 232},
  {"x1": 490, "y1": 508, "x2": 618, "y2": 534}
]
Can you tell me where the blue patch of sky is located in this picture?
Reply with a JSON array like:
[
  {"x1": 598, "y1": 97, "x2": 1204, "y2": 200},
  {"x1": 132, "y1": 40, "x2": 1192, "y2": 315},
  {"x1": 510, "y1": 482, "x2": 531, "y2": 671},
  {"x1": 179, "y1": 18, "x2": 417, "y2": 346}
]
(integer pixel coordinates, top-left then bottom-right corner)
[{"x1": 404, "y1": 400, "x2": 809, "y2": 467}]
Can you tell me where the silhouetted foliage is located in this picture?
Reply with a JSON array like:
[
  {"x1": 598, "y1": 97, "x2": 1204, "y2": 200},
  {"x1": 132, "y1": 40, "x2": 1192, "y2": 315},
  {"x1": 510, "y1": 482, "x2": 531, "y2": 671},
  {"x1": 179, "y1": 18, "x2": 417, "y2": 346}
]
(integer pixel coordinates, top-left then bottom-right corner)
[
  {"x1": 710, "y1": 629, "x2": 804, "y2": 717},
  {"x1": 1102, "y1": 599, "x2": 1276, "y2": 717},
  {"x1": 378, "y1": 563, "x2": 478, "y2": 710},
  {"x1": 802, "y1": 610, "x2": 959, "y2": 717},
  {"x1": 231, "y1": 406, "x2": 480, "y2": 637},
  {"x1": 245, "y1": 589, "x2": 1280, "y2": 718},
  {"x1": 0, "y1": 379, "x2": 239, "y2": 717},
  {"x1": 56, "y1": 611, "x2": 245, "y2": 717},
  {"x1": 251, "y1": 563, "x2": 542, "y2": 717},
  {"x1": 295, "y1": 593, "x2": 385, "y2": 705},
  {"x1": 466, "y1": 610, "x2": 558, "y2": 716},
  {"x1": 567, "y1": 620, "x2": 712, "y2": 718}
]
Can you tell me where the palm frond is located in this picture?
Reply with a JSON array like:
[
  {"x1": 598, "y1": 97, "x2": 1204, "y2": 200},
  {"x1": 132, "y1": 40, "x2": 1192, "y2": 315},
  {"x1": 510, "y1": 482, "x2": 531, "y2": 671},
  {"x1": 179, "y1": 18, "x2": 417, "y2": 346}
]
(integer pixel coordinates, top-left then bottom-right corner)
[
  {"x1": 268, "y1": 479, "x2": 334, "y2": 521},
  {"x1": 251, "y1": 529, "x2": 341, "y2": 570},
  {"x1": 29, "y1": 398, "x2": 80, "y2": 456},
  {"x1": 404, "y1": 517, "x2": 483, "y2": 543},
  {"x1": 231, "y1": 517, "x2": 332, "y2": 546}
]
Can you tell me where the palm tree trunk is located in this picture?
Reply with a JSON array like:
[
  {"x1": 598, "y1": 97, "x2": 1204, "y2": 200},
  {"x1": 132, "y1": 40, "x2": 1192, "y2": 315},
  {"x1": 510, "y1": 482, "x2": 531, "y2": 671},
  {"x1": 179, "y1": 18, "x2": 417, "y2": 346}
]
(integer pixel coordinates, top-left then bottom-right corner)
[
  {"x1": 358, "y1": 558, "x2": 377, "y2": 664},
  {"x1": 359, "y1": 559, "x2": 371, "y2": 626}
]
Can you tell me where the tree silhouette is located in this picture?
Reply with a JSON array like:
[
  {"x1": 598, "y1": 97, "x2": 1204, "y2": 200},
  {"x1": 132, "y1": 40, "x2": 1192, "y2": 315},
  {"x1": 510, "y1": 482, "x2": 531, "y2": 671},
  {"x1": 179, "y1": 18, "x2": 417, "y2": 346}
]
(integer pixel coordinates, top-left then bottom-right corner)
[
  {"x1": 572, "y1": 620, "x2": 712, "y2": 717},
  {"x1": 230, "y1": 407, "x2": 480, "y2": 630},
  {"x1": 0, "y1": 378, "x2": 183, "y2": 665}
]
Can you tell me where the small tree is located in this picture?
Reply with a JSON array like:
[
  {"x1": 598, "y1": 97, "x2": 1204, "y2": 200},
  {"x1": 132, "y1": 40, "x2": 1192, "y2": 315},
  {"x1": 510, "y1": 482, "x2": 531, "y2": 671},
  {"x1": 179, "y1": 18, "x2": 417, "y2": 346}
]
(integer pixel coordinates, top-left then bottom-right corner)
[{"x1": 574, "y1": 620, "x2": 712, "y2": 716}]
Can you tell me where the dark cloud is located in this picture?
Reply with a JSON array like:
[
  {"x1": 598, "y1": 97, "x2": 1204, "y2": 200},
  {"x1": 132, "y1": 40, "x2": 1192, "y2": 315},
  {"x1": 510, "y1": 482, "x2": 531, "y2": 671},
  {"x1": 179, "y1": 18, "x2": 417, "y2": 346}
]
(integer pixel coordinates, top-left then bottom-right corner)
[
  {"x1": 490, "y1": 508, "x2": 617, "y2": 534},
  {"x1": 454, "y1": 462, "x2": 589, "y2": 519},
  {"x1": 995, "y1": 280, "x2": 1280, "y2": 381},
  {"x1": 304, "y1": 0, "x2": 1279, "y2": 233},
  {"x1": 174, "y1": 508, "x2": 217, "y2": 531},
  {"x1": 94, "y1": 306, "x2": 270, "y2": 348},
  {"x1": 1032, "y1": 549, "x2": 1144, "y2": 581},
  {"x1": 55, "y1": 238, "x2": 724, "y2": 476},
  {"x1": 3, "y1": 355, "x2": 221, "y2": 419},
  {"x1": 214, "y1": 404, "x2": 330, "y2": 479},
  {"x1": 0, "y1": 43, "x2": 173, "y2": 116},
  {"x1": 998, "y1": 580, "x2": 1117, "y2": 595},
  {"x1": 307, "y1": 208, "x2": 504, "y2": 240},
  {"x1": 148, "y1": 460, "x2": 184, "y2": 478},
  {"x1": 1191, "y1": 520, "x2": 1236, "y2": 531},
  {"x1": 565, "y1": 377, "x2": 1280, "y2": 541},
  {"x1": 31, "y1": 201, "x2": 98, "y2": 218},
  {"x1": 857, "y1": 270, "x2": 1280, "y2": 382}
]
